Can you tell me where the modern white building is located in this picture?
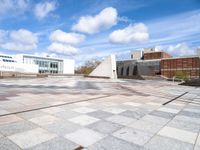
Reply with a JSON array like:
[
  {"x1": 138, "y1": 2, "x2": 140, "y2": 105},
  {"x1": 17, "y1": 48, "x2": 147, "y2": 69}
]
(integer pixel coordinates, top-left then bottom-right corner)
[{"x1": 0, "y1": 54, "x2": 75, "y2": 74}]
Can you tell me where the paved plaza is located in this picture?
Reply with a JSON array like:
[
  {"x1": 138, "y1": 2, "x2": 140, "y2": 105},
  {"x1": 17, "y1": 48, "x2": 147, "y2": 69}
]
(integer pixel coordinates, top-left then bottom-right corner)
[{"x1": 0, "y1": 77, "x2": 200, "y2": 150}]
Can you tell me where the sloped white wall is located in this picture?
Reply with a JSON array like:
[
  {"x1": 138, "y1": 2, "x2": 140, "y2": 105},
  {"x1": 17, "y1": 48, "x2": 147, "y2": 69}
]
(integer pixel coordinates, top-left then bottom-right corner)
[{"x1": 89, "y1": 55, "x2": 117, "y2": 79}]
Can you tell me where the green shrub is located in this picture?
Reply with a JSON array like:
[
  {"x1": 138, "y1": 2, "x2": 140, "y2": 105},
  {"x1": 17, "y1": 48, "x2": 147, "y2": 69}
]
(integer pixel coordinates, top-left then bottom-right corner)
[{"x1": 175, "y1": 70, "x2": 188, "y2": 81}]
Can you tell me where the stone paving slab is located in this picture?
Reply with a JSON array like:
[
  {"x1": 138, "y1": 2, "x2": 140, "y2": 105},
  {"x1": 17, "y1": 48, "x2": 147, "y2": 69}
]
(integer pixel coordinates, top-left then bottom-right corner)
[
  {"x1": 27, "y1": 137, "x2": 78, "y2": 150},
  {"x1": 0, "y1": 137, "x2": 21, "y2": 150},
  {"x1": 0, "y1": 78, "x2": 200, "y2": 149},
  {"x1": 87, "y1": 120, "x2": 123, "y2": 134},
  {"x1": 113, "y1": 127, "x2": 154, "y2": 146},
  {"x1": 158, "y1": 126, "x2": 197, "y2": 144},
  {"x1": 144, "y1": 135, "x2": 193, "y2": 150},
  {"x1": 8, "y1": 128, "x2": 56, "y2": 149},
  {"x1": 64, "y1": 128, "x2": 105, "y2": 147},
  {"x1": 87, "y1": 136, "x2": 142, "y2": 150},
  {"x1": 0, "y1": 120, "x2": 37, "y2": 136}
]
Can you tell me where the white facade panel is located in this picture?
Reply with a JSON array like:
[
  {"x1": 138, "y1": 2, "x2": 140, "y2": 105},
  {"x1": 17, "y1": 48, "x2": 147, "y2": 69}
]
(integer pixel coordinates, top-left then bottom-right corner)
[
  {"x1": 63, "y1": 59, "x2": 75, "y2": 74},
  {"x1": 197, "y1": 48, "x2": 200, "y2": 56},
  {"x1": 0, "y1": 62, "x2": 38, "y2": 73},
  {"x1": 131, "y1": 50, "x2": 143, "y2": 60}
]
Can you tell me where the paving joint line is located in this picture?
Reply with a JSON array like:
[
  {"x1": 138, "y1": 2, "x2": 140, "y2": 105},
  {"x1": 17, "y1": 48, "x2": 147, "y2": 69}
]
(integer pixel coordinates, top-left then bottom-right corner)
[
  {"x1": 0, "y1": 95, "x2": 112, "y2": 117},
  {"x1": 162, "y1": 92, "x2": 189, "y2": 105}
]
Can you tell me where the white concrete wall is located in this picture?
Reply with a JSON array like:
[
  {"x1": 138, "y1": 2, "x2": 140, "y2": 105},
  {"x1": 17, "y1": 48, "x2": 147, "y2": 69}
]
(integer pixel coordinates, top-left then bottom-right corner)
[
  {"x1": 0, "y1": 62, "x2": 38, "y2": 73},
  {"x1": 131, "y1": 50, "x2": 143, "y2": 59},
  {"x1": 89, "y1": 55, "x2": 117, "y2": 79},
  {"x1": 197, "y1": 48, "x2": 200, "y2": 56},
  {"x1": 14, "y1": 54, "x2": 24, "y2": 63},
  {"x1": 63, "y1": 59, "x2": 75, "y2": 74}
]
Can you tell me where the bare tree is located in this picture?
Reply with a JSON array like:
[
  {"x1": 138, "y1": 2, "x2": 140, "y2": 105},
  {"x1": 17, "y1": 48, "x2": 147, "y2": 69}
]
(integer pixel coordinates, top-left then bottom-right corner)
[{"x1": 76, "y1": 59, "x2": 101, "y2": 75}]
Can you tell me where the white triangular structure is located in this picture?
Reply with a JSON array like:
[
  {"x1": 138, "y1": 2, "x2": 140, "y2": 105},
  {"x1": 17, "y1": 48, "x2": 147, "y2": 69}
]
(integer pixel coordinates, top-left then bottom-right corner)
[{"x1": 89, "y1": 55, "x2": 117, "y2": 79}]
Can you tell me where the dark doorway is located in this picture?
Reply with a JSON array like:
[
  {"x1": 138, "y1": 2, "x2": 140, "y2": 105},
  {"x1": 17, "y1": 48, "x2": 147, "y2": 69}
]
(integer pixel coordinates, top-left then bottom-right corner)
[
  {"x1": 133, "y1": 65, "x2": 138, "y2": 75},
  {"x1": 121, "y1": 67, "x2": 124, "y2": 76},
  {"x1": 126, "y1": 66, "x2": 129, "y2": 76}
]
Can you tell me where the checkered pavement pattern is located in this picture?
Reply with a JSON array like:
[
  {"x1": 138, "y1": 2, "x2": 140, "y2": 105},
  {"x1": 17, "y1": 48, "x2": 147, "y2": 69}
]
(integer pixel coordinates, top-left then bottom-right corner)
[{"x1": 0, "y1": 78, "x2": 200, "y2": 150}]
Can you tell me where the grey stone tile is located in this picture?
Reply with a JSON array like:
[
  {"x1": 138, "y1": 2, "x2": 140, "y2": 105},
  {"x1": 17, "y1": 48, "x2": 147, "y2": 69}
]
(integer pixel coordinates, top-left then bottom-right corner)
[
  {"x1": 53, "y1": 110, "x2": 81, "y2": 120},
  {"x1": 65, "y1": 128, "x2": 105, "y2": 147},
  {"x1": 128, "y1": 120, "x2": 164, "y2": 134},
  {"x1": 168, "y1": 119, "x2": 200, "y2": 133},
  {"x1": 0, "y1": 120, "x2": 37, "y2": 136},
  {"x1": 144, "y1": 135, "x2": 193, "y2": 150},
  {"x1": 8, "y1": 128, "x2": 56, "y2": 149},
  {"x1": 140, "y1": 115, "x2": 170, "y2": 126},
  {"x1": 158, "y1": 126, "x2": 197, "y2": 144},
  {"x1": 0, "y1": 109, "x2": 10, "y2": 115},
  {"x1": 43, "y1": 120, "x2": 82, "y2": 136},
  {"x1": 179, "y1": 111, "x2": 200, "y2": 118},
  {"x1": 27, "y1": 137, "x2": 78, "y2": 150},
  {"x1": 87, "y1": 120, "x2": 123, "y2": 134},
  {"x1": 150, "y1": 110, "x2": 175, "y2": 119},
  {"x1": 105, "y1": 115, "x2": 136, "y2": 126},
  {"x1": 174, "y1": 115, "x2": 200, "y2": 125},
  {"x1": 0, "y1": 115, "x2": 23, "y2": 126},
  {"x1": 17, "y1": 110, "x2": 48, "y2": 120},
  {"x1": 68, "y1": 115, "x2": 100, "y2": 126},
  {"x1": 113, "y1": 127, "x2": 154, "y2": 146},
  {"x1": 120, "y1": 110, "x2": 146, "y2": 119},
  {"x1": 195, "y1": 145, "x2": 200, "y2": 150},
  {"x1": 29, "y1": 115, "x2": 60, "y2": 126},
  {"x1": 87, "y1": 110, "x2": 113, "y2": 119},
  {"x1": 87, "y1": 136, "x2": 142, "y2": 150},
  {"x1": 0, "y1": 137, "x2": 21, "y2": 150}
]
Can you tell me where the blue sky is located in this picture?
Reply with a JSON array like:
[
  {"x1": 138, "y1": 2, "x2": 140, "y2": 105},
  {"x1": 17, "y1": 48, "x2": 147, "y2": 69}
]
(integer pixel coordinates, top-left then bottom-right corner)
[{"x1": 0, "y1": 0, "x2": 200, "y2": 66}]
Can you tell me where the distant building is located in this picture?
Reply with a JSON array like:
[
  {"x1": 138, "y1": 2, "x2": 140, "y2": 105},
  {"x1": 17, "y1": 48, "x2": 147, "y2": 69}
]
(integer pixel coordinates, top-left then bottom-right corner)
[
  {"x1": 117, "y1": 48, "x2": 200, "y2": 79},
  {"x1": 197, "y1": 48, "x2": 200, "y2": 56},
  {"x1": 0, "y1": 54, "x2": 38, "y2": 73},
  {"x1": 143, "y1": 47, "x2": 156, "y2": 53},
  {"x1": 143, "y1": 51, "x2": 172, "y2": 60},
  {"x1": 161, "y1": 56, "x2": 200, "y2": 79},
  {"x1": 131, "y1": 50, "x2": 143, "y2": 60},
  {"x1": 0, "y1": 54, "x2": 75, "y2": 74}
]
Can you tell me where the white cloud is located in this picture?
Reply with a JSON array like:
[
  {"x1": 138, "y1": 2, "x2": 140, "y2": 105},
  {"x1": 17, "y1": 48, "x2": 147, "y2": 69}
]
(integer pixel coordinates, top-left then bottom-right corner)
[
  {"x1": 1, "y1": 29, "x2": 38, "y2": 51},
  {"x1": 72, "y1": 7, "x2": 117, "y2": 34},
  {"x1": 0, "y1": 30, "x2": 6, "y2": 42},
  {"x1": 1, "y1": 42, "x2": 37, "y2": 51},
  {"x1": 156, "y1": 43, "x2": 195, "y2": 56},
  {"x1": 10, "y1": 29, "x2": 38, "y2": 44},
  {"x1": 109, "y1": 23, "x2": 149, "y2": 44},
  {"x1": 50, "y1": 30, "x2": 85, "y2": 45},
  {"x1": 0, "y1": 0, "x2": 29, "y2": 16},
  {"x1": 34, "y1": 1, "x2": 57, "y2": 19},
  {"x1": 48, "y1": 42, "x2": 78, "y2": 55}
]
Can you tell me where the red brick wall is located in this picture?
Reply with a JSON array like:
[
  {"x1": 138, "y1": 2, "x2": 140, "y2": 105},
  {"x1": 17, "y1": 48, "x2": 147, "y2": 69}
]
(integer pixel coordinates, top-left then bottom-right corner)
[
  {"x1": 161, "y1": 57, "x2": 200, "y2": 79},
  {"x1": 144, "y1": 52, "x2": 172, "y2": 60}
]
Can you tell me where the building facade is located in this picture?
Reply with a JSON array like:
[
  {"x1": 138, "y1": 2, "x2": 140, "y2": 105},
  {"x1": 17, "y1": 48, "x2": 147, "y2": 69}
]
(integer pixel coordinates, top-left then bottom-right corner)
[
  {"x1": 161, "y1": 57, "x2": 200, "y2": 78},
  {"x1": 0, "y1": 54, "x2": 75, "y2": 74},
  {"x1": 117, "y1": 48, "x2": 200, "y2": 79},
  {"x1": 0, "y1": 54, "x2": 38, "y2": 73},
  {"x1": 117, "y1": 59, "x2": 161, "y2": 78}
]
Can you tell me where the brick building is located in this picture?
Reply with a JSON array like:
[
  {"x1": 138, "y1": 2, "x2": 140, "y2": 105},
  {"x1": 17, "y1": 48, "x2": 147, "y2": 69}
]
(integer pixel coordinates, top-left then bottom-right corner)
[
  {"x1": 161, "y1": 57, "x2": 200, "y2": 79},
  {"x1": 144, "y1": 51, "x2": 172, "y2": 60},
  {"x1": 117, "y1": 48, "x2": 200, "y2": 79}
]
